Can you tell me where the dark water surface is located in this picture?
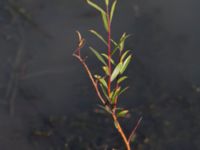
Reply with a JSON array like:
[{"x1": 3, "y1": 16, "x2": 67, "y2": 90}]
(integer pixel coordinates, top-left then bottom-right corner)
[{"x1": 0, "y1": 0, "x2": 200, "y2": 149}]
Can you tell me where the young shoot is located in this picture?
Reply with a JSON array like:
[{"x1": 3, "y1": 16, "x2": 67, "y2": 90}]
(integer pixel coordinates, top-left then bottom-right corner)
[{"x1": 73, "y1": 0, "x2": 142, "y2": 149}]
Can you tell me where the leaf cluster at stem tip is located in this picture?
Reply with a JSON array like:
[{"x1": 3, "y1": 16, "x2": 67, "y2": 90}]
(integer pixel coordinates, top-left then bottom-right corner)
[{"x1": 86, "y1": 0, "x2": 117, "y2": 31}]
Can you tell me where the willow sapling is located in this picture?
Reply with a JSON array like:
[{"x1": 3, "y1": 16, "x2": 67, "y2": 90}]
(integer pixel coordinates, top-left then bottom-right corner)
[{"x1": 73, "y1": 0, "x2": 142, "y2": 149}]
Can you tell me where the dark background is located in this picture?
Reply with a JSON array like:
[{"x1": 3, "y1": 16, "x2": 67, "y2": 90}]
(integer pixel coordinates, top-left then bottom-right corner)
[{"x1": 0, "y1": 0, "x2": 200, "y2": 149}]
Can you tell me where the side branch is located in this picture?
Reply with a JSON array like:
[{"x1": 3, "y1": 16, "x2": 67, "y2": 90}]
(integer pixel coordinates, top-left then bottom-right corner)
[
  {"x1": 128, "y1": 116, "x2": 143, "y2": 143},
  {"x1": 73, "y1": 54, "x2": 106, "y2": 106},
  {"x1": 73, "y1": 32, "x2": 107, "y2": 106}
]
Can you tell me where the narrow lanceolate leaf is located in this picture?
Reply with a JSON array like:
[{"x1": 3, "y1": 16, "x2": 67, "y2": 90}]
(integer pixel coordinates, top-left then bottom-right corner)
[
  {"x1": 117, "y1": 110, "x2": 129, "y2": 117},
  {"x1": 89, "y1": 47, "x2": 107, "y2": 65},
  {"x1": 87, "y1": 0, "x2": 105, "y2": 13},
  {"x1": 102, "y1": 66, "x2": 109, "y2": 75},
  {"x1": 118, "y1": 86, "x2": 129, "y2": 96},
  {"x1": 101, "y1": 12, "x2": 109, "y2": 31},
  {"x1": 120, "y1": 50, "x2": 130, "y2": 62},
  {"x1": 119, "y1": 33, "x2": 131, "y2": 51},
  {"x1": 111, "y1": 87, "x2": 121, "y2": 103},
  {"x1": 99, "y1": 78, "x2": 108, "y2": 88},
  {"x1": 99, "y1": 84, "x2": 109, "y2": 100},
  {"x1": 111, "y1": 62, "x2": 123, "y2": 82},
  {"x1": 86, "y1": 0, "x2": 108, "y2": 31},
  {"x1": 105, "y1": 0, "x2": 109, "y2": 6},
  {"x1": 120, "y1": 55, "x2": 132, "y2": 74},
  {"x1": 101, "y1": 53, "x2": 115, "y2": 64},
  {"x1": 89, "y1": 30, "x2": 107, "y2": 45},
  {"x1": 111, "y1": 39, "x2": 118, "y2": 46},
  {"x1": 111, "y1": 39, "x2": 119, "y2": 56},
  {"x1": 117, "y1": 76, "x2": 128, "y2": 84},
  {"x1": 109, "y1": 90, "x2": 114, "y2": 99},
  {"x1": 110, "y1": 0, "x2": 117, "y2": 22}
]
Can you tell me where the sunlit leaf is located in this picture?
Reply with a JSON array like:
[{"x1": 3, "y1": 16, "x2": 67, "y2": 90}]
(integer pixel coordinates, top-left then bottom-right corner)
[
  {"x1": 117, "y1": 110, "x2": 129, "y2": 117},
  {"x1": 109, "y1": 90, "x2": 114, "y2": 99},
  {"x1": 120, "y1": 55, "x2": 132, "y2": 74},
  {"x1": 105, "y1": 0, "x2": 109, "y2": 6},
  {"x1": 99, "y1": 84, "x2": 109, "y2": 100},
  {"x1": 89, "y1": 30, "x2": 107, "y2": 45},
  {"x1": 102, "y1": 66, "x2": 109, "y2": 75},
  {"x1": 110, "y1": 0, "x2": 117, "y2": 22},
  {"x1": 99, "y1": 78, "x2": 108, "y2": 88},
  {"x1": 111, "y1": 87, "x2": 121, "y2": 103},
  {"x1": 90, "y1": 47, "x2": 107, "y2": 65},
  {"x1": 120, "y1": 50, "x2": 130, "y2": 62},
  {"x1": 111, "y1": 39, "x2": 118, "y2": 46},
  {"x1": 101, "y1": 12, "x2": 109, "y2": 31},
  {"x1": 117, "y1": 76, "x2": 128, "y2": 84},
  {"x1": 87, "y1": 0, "x2": 105, "y2": 13},
  {"x1": 87, "y1": 0, "x2": 108, "y2": 31},
  {"x1": 111, "y1": 62, "x2": 122, "y2": 81},
  {"x1": 119, "y1": 33, "x2": 131, "y2": 52}
]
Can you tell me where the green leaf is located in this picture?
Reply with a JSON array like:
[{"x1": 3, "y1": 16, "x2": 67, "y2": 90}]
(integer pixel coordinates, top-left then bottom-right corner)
[
  {"x1": 111, "y1": 62, "x2": 123, "y2": 82},
  {"x1": 111, "y1": 87, "x2": 121, "y2": 103},
  {"x1": 86, "y1": 0, "x2": 108, "y2": 31},
  {"x1": 120, "y1": 50, "x2": 130, "y2": 62},
  {"x1": 119, "y1": 33, "x2": 131, "y2": 52},
  {"x1": 109, "y1": 90, "x2": 114, "y2": 99},
  {"x1": 89, "y1": 30, "x2": 107, "y2": 45},
  {"x1": 99, "y1": 78, "x2": 108, "y2": 88},
  {"x1": 102, "y1": 66, "x2": 109, "y2": 75},
  {"x1": 117, "y1": 110, "x2": 129, "y2": 117},
  {"x1": 87, "y1": 0, "x2": 105, "y2": 13},
  {"x1": 101, "y1": 12, "x2": 109, "y2": 31},
  {"x1": 101, "y1": 53, "x2": 115, "y2": 64},
  {"x1": 105, "y1": 0, "x2": 109, "y2": 6},
  {"x1": 120, "y1": 55, "x2": 132, "y2": 74},
  {"x1": 89, "y1": 47, "x2": 107, "y2": 65},
  {"x1": 117, "y1": 76, "x2": 128, "y2": 84},
  {"x1": 111, "y1": 39, "x2": 119, "y2": 56},
  {"x1": 111, "y1": 46, "x2": 119, "y2": 56},
  {"x1": 99, "y1": 84, "x2": 109, "y2": 100},
  {"x1": 118, "y1": 86, "x2": 129, "y2": 96},
  {"x1": 110, "y1": 0, "x2": 117, "y2": 22}
]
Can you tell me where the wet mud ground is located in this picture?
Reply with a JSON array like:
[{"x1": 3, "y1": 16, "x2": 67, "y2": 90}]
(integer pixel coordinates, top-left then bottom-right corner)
[{"x1": 0, "y1": 0, "x2": 200, "y2": 149}]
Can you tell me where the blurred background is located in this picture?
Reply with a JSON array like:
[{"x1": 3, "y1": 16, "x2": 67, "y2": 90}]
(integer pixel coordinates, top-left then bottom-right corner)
[{"x1": 0, "y1": 0, "x2": 200, "y2": 149}]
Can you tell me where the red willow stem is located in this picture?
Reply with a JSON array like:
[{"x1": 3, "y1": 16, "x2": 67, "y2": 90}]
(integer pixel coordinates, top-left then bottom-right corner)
[{"x1": 107, "y1": 5, "x2": 112, "y2": 97}]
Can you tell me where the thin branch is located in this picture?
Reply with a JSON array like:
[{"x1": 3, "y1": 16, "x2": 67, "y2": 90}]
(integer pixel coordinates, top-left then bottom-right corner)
[
  {"x1": 73, "y1": 53, "x2": 107, "y2": 106},
  {"x1": 128, "y1": 116, "x2": 143, "y2": 143},
  {"x1": 112, "y1": 113, "x2": 131, "y2": 150},
  {"x1": 73, "y1": 33, "x2": 107, "y2": 106}
]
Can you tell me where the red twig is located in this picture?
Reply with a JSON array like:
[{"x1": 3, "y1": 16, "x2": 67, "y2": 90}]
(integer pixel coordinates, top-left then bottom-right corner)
[
  {"x1": 73, "y1": 32, "x2": 106, "y2": 106},
  {"x1": 128, "y1": 116, "x2": 143, "y2": 143},
  {"x1": 106, "y1": 5, "x2": 112, "y2": 97}
]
